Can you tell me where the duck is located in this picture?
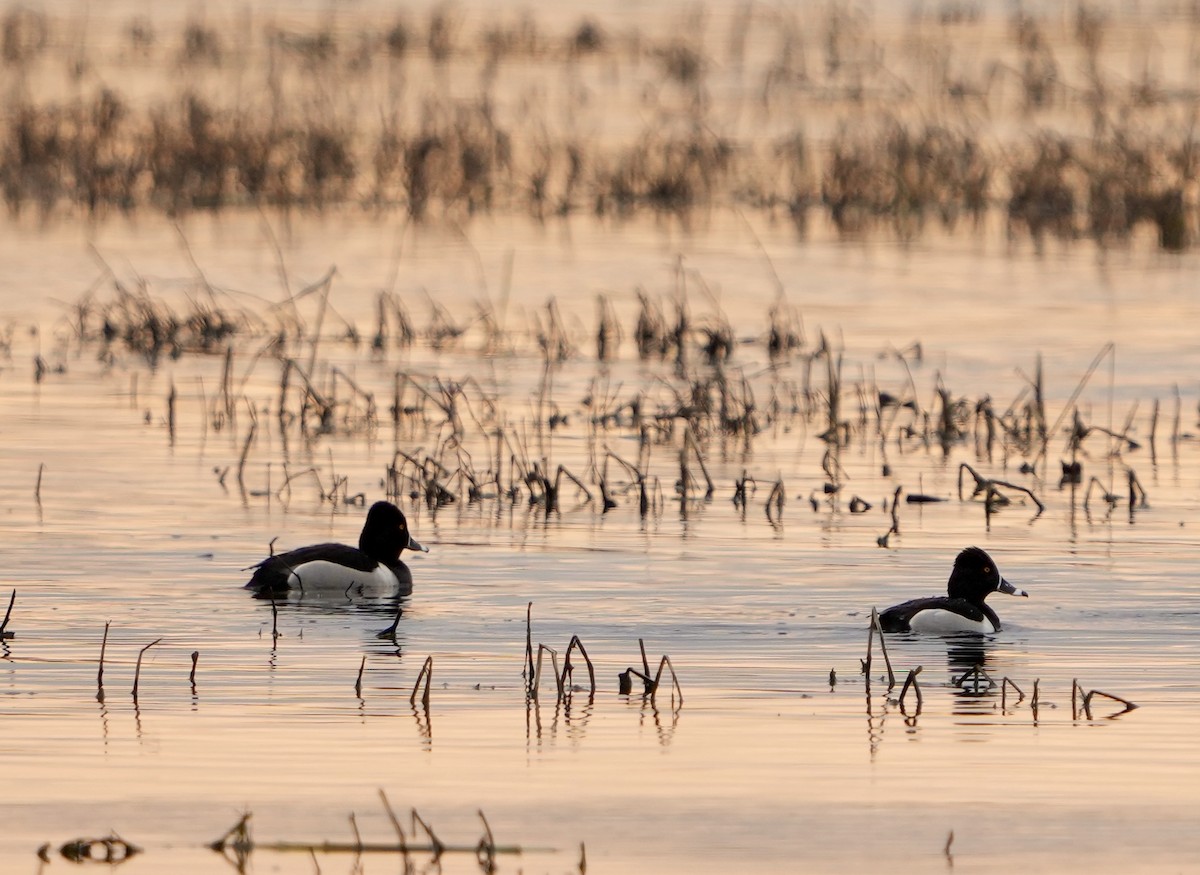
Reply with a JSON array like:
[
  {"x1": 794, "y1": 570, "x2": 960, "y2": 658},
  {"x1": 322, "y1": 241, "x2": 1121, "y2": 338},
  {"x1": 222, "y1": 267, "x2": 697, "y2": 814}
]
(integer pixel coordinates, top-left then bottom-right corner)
[
  {"x1": 245, "y1": 501, "x2": 428, "y2": 598},
  {"x1": 878, "y1": 546, "x2": 1027, "y2": 634}
]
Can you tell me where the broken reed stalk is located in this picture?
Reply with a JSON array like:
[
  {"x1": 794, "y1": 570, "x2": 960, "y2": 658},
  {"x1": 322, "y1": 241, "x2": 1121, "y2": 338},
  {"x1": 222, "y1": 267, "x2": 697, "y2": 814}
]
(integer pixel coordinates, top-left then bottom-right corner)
[
  {"x1": 189, "y1": 651, "x2": 199, "y2": 689},
  {"x1": 237, "y1": 421, "x2": 257, "y2": 490},
  {"x1": 682, "y1": 426, "x2": 714, "y2": 498},
  {"x1": 35, "y1": 463, "x2": 44, "y2": 501},
  {"x1": 1072, "y1": 678, "x2": 1136, "y2": 717},
  {"x1": 209, "y1": 798, "x2": 525, "y2": 859},
  {"x1": 1171, "y1": 384, "x2": 1181, "y2": 447},
  {"x1": 1001, "y1": 677, "x2": 1024, "y2": 709},
  {"x1": 878, "y1": 486, "x2": 902, "y2": 546},
  {"x1": 1085, "y1": 689, "x2": 1138, "y2": 714},
  {"x1": 650, "y1": 655, "x2": 684, "y2": 707},
  {"x1": 477, "y1": 810, "x2": 497, "y2": 871},
  {"x1": 1126, "y1": 468, "x2": 1148, "y2": 510},
  {"x1": 207, "y1": 812, "x2": 252, "y2": 855},
  {"x1": 279, "y1": 359, "x2": 292, "y2": 420},
  {"x1": 330, "y1": 366, "x2": 378, "y2": 425},
  {"x1": 269, "y1": 592, "x2": 279, "y2": 640},
  {"x1": 410, "y1": 656, "x2": 433, "y2": 708},
  {"x1": 355, "y1": 656, "x2": 367, "y2": 696},
  {"x1": 1149, "y1": 397, "x2": 1159, "y2": 460},
  {"x1": 765, "y1": 478, "x2": 785, "y2": 521},
  {"x1": 1046, "y1": 342, "x2": 1115, "y2": 447},
  {"x1": 220, "y1": 346, "x2": 235, "y2": 422},
  {"x1": 604, "y1": 447, "x2": 650, "y2": 516},
  {"x1": 374, "y1": 600, "x2": 403, "y2": 633},
  {"x1": 378, "y1": 790, "x2": 408, "y2": 852},
  {"x1": 562, "y1": 635, "x2": 597, "y2": 696},
  {"x1": 215, "y1": 836, "x2": 521, "y2": 857},
  {"x1": 868, "y1": 608, "x2": 896, "y2": 689},
  {"x1": 0, "y1": 588, "x2": 15, "y2": 639},
  {"x1": 864, "y1": 615, "x2": 874, "y2": 678},
  {"x1": 898, "y1": 665, "x2": 923, "y2": 709},
  {"x1": 555, "y1": 463, "x2": 594, "y2": 507},
  {"x1": 958, "y1": 462, "x2": 1045, "y2": 516},
  {"x1": 59, "y1": 834, "x2": 142, "y2": 863},
  {"x1": 525, "y1": 601, "x2": 535, "y2": 694},
  {"x1": 619, "y1": 638, "x2": 682, "y2": 702},
  {"x1": 131, "y1": 638, "x2": 163, "y2": 698},
  {"x1": 547, "y1": 643, "x2": 564, "y2": 700},
  {"x1": 533, "y1": 642, "x2": 547, "y2": 695},
  {"x1": 167, "y1": 382, "x2": 177, "y2": 444},
  {"x1": 303, "y1": 266, "x2": 337, "y2": 377},
  {"x1": 97, "y1": 621, "x2": 110, "y2": 693},
  {"x1": 955, "y1": 663, "x2": 995, "y2": 693},
  {"x1": 411, "y1": 809, "x2": 445, "y2": 858}
]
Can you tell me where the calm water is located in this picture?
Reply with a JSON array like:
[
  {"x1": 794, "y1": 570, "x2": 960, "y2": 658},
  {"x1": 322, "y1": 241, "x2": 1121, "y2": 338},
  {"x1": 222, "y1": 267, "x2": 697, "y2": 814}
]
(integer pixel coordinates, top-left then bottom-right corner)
[
  {"x1": 2, "y1": 207, "x2": 1199, "y2": 875},
  {"x1": 3, "y1": 2, "x2": 1200, "y2": 872}
]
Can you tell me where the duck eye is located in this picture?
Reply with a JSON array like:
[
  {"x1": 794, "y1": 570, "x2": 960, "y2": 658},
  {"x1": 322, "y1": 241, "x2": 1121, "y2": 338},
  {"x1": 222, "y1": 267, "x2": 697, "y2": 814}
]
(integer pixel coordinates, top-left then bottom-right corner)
[{"x1": 983, "y1": 566, "x2": 991, "y2": 574}]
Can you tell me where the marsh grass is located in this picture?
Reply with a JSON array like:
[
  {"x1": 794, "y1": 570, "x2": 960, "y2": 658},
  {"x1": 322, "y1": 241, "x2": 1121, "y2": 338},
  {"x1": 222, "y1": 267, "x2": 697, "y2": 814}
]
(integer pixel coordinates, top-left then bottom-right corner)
[
  {"x1": 62, "y1": 201, "x2": 1181, "y2": 549},
  {"x1": 207, "y1": 797, "x2": 528, "y2": 865},
  {"x1": 8, "y1": 212, "x2": 1175, "y2": 875},
  {"x1": 1, "y1": 5, "x2": 1196, "y2": 247}
]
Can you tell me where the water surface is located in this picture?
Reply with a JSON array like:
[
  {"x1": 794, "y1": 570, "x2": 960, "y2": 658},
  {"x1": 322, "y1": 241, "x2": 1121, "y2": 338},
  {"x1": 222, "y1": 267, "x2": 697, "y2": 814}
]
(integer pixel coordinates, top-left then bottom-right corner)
[
  {"x1": 3, "y1": 2, "x2": 1200, "y2": 870},
  {"x1": 2, "y1": 205, "x2": 1199, "y2": 874}
]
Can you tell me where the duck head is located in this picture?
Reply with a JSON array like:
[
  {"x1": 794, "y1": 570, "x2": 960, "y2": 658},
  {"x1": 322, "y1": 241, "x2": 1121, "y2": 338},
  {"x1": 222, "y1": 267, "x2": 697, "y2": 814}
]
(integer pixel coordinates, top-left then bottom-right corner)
[
  {"x1": 359, "y1": 501, "x2": 429, "y2": 563},
  {"x1": 947, "y1": 546, "x2": 1028, "y2": 604}
]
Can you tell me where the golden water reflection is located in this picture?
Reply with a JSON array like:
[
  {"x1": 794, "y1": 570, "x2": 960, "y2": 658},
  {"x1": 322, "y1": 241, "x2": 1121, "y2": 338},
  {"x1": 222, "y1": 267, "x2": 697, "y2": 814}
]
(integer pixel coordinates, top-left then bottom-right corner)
[{"x1": 2, "y1": 180, "x2": 1200, "y2": 873}]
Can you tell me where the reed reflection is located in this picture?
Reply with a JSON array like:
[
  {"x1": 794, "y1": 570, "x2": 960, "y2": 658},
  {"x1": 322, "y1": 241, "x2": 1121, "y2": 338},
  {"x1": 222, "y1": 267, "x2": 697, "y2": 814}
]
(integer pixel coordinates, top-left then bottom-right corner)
[
  {"x1": 250, "y1": 589, "x2": 409, "y2": 649},
  {"x1": 946, "y1": 635, "x2": 991, "y2": 676},
  {"x1": 946, "y1": 634, "x2": 997, "y2": 713},
  {"x1": 637, "y1": 697, "x2": 679, "y2": 746},
  {"x1": 864, "y1": 685, "x2": 886, "y2": 757},
  {"x1": 943, "y1": 634, "x2": 1036, "y2": 719},
  {"x1": 525, "y1": 690, "x2": 596, "y2": 747},
  {"x1": 863, "y1": 631, "x2": 1008, "y2": 752},
  {"x1": 411, "y1": 698, "x2": 432, "y2": 749}
]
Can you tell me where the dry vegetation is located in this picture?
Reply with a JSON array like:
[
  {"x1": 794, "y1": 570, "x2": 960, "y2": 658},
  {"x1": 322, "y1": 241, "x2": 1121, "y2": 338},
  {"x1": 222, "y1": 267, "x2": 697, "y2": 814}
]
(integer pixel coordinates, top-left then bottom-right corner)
[
  {"x1": 0, "y1": 3, "x2": 1197, "y2": 248},
  {"x1": 61, "y1": 249, "x2": 1163, "y2": 545}
]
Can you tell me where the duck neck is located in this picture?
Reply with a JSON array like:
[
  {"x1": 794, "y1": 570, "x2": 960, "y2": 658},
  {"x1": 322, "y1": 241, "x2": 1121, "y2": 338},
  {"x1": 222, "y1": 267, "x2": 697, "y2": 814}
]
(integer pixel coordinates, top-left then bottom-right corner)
[
  {"x1": 947, "y1": 568, "x2": 986, "y2": 605},
  {"x1": 359, "y1": 531, "x2": 399, "y2": 564}
]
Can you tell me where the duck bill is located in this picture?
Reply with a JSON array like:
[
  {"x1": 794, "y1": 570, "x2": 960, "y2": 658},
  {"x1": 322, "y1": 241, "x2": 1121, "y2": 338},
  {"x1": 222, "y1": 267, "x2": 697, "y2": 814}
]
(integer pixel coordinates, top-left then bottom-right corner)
[
  {"x1": 997, "y1": 577, "x2": 1028, "y2": 597},
  {"x1": 407, "y1": 534, "x2": 430, "y2": 554}
]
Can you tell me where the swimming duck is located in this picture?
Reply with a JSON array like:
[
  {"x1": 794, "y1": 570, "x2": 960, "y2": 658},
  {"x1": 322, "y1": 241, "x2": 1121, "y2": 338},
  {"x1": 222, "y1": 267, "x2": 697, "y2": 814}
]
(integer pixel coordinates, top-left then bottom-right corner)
[
  {"x1": 245, "y1": 501, "x2": 428, "y2": 597},
  {"x1": 878, "y1": 547, "x2": 1027, "y2": 634}
]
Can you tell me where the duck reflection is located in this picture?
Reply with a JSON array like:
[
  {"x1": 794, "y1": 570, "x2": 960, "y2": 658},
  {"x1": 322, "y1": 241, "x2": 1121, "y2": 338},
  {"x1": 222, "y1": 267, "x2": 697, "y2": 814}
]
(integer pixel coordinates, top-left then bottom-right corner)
[
  {"x1": 258, "y1": 589, "x2": 407, "y2": 613},
  {"x1": 946, "y1": 635, "x2": 990, "y2": 676},
  {"x1": 945, "y1": 634, "x2": 1010, "y2": 714},
  {"x1": 249, "y1": 588, "x2": 411, "y2": 652},
  {"x1": 863, "y1": 632, "x2": 1010, "y2": 754}
]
